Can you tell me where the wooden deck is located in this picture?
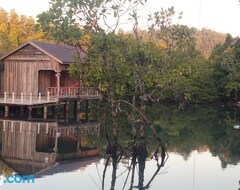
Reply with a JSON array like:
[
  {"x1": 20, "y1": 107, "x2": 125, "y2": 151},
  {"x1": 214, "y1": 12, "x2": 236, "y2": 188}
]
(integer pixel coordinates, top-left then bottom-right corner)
[{"x1": 0, "y1": 87, "x2": 102, "y2": 106}]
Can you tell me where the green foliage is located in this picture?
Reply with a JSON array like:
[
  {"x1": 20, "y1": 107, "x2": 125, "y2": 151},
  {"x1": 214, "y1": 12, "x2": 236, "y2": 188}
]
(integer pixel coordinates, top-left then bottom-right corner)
[
  {"x1": 143, "y1": 9, "x2": 219, "y2": 104},
  {"x1": 146, "y1": 22, "x2": 218, "y2": 104},
  {"x1": 37, "y1": 0, "x2": 84, "y2": 44},
  {"x1": 69, "y1": 33, "x2": 164, "y2": 101},
  {"x1": 210, "y1": 34, "x2": 240, "y2": 102},
  {"x1": 37, "y1": 0, "x2": 148, "y2": 45},
  {"x1": 166, "y1": 56, "x2": 218, "y2": 104},
  {"x1": 0, "y1": 8, "x2": 44, "y2": 56}
]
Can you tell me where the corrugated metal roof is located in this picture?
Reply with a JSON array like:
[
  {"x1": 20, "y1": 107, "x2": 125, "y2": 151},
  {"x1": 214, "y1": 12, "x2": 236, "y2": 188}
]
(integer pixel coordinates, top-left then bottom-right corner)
[{"x1": 0, "y1": 41, "x2": 86, "y2": 64}]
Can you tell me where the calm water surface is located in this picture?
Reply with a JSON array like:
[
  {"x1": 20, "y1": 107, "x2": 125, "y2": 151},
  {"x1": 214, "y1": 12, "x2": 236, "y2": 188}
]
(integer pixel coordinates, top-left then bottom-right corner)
[{"x1": 0, "y1": 105, "x2": 240, "y2": 190}]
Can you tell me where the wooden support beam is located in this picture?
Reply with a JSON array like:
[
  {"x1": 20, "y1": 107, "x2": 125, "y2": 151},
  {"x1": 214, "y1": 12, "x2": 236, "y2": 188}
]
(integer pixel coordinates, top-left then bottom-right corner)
[
  {"x1": 74, "y1": 100, "x2": 81, "y2": 121},
  {"x1": 29, "y1": 102, "x2": 65, "y2": 108}
]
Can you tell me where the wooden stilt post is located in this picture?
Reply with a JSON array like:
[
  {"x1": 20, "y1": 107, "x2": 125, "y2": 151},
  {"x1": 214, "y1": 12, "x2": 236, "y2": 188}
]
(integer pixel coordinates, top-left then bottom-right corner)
[
  {"x1": 74, "y1": 101, "x2": 77, "y2": 119},
  {"x1": 74, "y1": 100, "x2": 81, "y2": 120},
  {"x1": 28, "y1": 107, "x2": 32, "y2": 119},
  {"x1": 4, "y1": 106, "x2": 9, "y2": 118},
  {"x1": 40, "y1": 107, "x2": 43, "y2": 117},
  {"x1": 64, "y1": 101, "x2": 70, "y2": 120},
  {"x1": 85, "y1": 100, "x2": 89, "y2": 121},
  {"x1": 20, "y1": 106, "x2": 24, "y2": 117},
  {"x1": 54, "y1": 105, "x2": 58, "y2": 119},
  {"x1": 77, "y1": 100, "x2": 81, "y2": 121},
  {"x1": 32, "y1": 108, "x2": 37, "y2": 117},
  {"x1": 43, "y1": 106, "x2": 48, "y2": 119},
  {"x1": 51, "y1": 106, "x2": 55, "y2": 117},
  {"x1": 0, "y1": 107, "x2": 2, "y2": 117}
]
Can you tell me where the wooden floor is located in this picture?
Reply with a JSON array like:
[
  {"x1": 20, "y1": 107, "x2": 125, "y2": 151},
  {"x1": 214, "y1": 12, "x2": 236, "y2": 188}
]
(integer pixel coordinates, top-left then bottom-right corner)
[{"x1": 58, "y1": 95, "x2": 102, "y2": 101}]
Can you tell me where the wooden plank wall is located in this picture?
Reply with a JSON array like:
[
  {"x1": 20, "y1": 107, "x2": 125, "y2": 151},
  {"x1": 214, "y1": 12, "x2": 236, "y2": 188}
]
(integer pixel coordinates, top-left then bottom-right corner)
[
  {"x1": 3, "y1": 45, "x2": 61, "y2": 96},
  {"x1": 0, "y1": 71, "x2": 3, "y2": 95}
]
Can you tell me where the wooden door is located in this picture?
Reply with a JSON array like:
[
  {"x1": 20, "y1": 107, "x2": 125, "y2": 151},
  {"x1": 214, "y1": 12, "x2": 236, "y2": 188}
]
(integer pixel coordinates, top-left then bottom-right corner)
[{"x1": 38, "y1": 70, "x2": 56, "y2": 95}]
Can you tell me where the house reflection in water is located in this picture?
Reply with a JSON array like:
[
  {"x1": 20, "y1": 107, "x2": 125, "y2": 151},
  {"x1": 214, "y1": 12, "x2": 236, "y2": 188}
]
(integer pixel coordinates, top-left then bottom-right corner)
[{"x1": 0, "y1": 119, "x2": 100, "y2": 175}]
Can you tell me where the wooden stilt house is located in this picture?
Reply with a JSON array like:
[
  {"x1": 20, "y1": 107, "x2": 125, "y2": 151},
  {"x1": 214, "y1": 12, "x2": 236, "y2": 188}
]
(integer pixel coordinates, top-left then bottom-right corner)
[{"x1": 0, "y1": 41, "x2": 83, "y2": 97}]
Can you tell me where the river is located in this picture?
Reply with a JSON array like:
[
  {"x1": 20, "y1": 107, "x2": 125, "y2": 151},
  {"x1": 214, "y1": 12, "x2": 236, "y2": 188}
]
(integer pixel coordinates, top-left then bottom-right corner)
[{"x1": 0, "y1": 104, "x2": 239, "y2": 190}]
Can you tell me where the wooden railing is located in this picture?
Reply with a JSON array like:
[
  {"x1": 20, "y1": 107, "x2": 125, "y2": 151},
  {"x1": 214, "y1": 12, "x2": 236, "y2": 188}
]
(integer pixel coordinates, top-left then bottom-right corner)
[
  {"x1": 0, "y1": 87, "x2": 101, "y2": 105},
  {"x1": 47, "y1": 87, "x2": 100, "y2": 97},
  {"x1": 0, "y1": 92, "x2": 57, "y2": 105}
]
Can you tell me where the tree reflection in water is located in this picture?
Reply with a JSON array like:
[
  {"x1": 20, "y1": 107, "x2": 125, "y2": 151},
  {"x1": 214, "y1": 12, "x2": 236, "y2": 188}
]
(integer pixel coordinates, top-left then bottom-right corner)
[
  {"x1": 102, "y1": 126, "x2": 168, "y2": 190},
  {"x1": 102, "y1": 140, "x2": 168, "y2": 190}
]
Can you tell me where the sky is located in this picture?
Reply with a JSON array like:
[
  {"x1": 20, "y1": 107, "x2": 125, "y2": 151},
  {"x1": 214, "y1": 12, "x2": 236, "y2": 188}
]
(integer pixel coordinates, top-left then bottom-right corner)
[{"x1": 0, "y1": 0, "x2": 240, "y2": 37}]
